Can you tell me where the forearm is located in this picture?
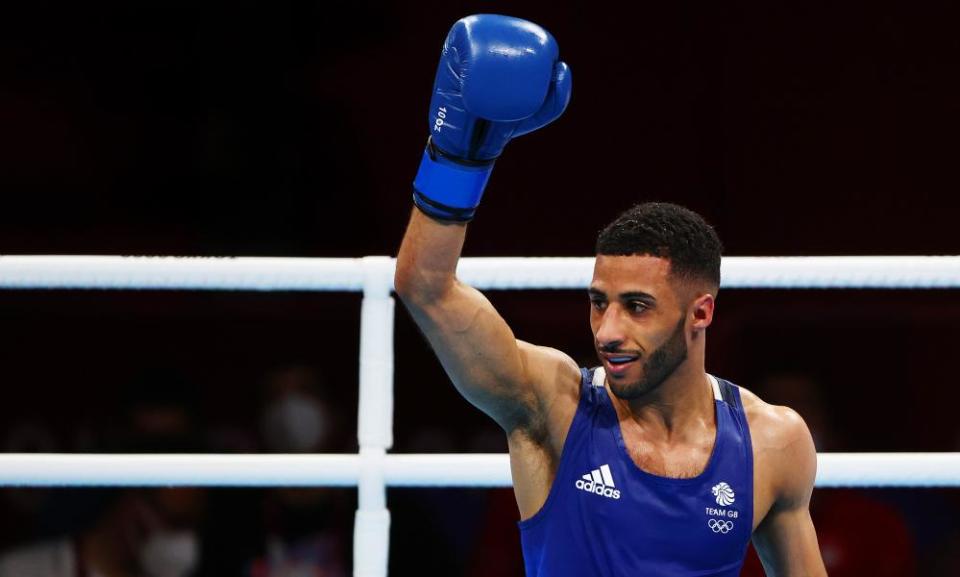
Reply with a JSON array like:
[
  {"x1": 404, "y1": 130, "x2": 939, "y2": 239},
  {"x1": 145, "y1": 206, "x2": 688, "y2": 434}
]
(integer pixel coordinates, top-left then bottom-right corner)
[
  {"x1": 394, "y1": 207, "x2": 468, "y2": 305},
  {"x1": 394, "y1": 204, "x2": 531, "y2": 426}
]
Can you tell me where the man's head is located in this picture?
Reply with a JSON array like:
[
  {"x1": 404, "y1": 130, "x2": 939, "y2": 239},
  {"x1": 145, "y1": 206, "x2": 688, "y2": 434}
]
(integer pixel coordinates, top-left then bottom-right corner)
[{"x1": 590, "y1": 202, "x2": 723, "y2": 399}]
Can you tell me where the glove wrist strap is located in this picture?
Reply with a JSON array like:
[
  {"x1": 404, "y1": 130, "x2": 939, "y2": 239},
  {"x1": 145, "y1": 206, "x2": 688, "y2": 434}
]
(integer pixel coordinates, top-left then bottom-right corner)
[{"x1": 412, "y1": 138, "x2": 495, "y2": 222}]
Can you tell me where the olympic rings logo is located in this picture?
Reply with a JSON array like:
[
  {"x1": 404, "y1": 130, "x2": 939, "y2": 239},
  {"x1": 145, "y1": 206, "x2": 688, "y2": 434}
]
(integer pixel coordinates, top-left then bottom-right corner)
[{"x1": 708, "y1": 519, "x2": 734, "y2": 534}]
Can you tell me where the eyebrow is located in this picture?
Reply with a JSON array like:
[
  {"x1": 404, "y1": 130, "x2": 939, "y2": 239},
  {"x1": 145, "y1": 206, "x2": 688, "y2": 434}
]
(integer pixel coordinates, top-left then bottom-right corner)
[{"x1": 587, "y1": 288, "x2": 657, "y2": 303}]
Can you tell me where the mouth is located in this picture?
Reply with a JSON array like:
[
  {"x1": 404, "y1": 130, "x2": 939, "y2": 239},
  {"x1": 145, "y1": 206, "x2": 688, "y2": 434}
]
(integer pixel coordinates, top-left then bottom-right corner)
[{"x1": 602, "y1": 353, "x2": 640, "y2": 376}]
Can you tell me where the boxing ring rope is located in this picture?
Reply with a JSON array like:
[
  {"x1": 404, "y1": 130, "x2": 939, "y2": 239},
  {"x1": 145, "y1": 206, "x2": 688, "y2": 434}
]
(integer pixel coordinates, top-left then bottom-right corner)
[
  {"x1": 2, "y1": 255, "x2": 960, "y2": 290},
  {"x1": 1, "y1": 452, "x2": 959, "y2": 488},
  {"x1": 2, "y1": 254, "x2": 960, "y2": 577}
]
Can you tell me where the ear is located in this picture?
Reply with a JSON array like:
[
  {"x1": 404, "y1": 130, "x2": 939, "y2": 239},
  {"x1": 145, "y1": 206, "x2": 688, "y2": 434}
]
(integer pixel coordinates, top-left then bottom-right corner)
[{"x1": 689, "y1": 292, "x2": 715, "y2": 331}]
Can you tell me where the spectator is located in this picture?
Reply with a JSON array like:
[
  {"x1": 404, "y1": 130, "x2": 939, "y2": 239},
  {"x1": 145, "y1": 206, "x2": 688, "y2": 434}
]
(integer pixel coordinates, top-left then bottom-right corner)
[
  {"x1": 247, "y1": 365, "x2": 352, "y2": 577},
  {"x1": 0, "y1": 367, "x2": 206, "y2": 577}
]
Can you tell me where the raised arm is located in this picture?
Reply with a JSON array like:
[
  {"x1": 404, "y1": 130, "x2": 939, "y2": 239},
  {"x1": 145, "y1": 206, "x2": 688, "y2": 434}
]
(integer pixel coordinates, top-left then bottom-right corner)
[
  {"x1": 396, "y1": 210, "x2": 563, "y2": 430},
  {"x1": 394, "y1": 15, "x2": 575, "y2": 432}
]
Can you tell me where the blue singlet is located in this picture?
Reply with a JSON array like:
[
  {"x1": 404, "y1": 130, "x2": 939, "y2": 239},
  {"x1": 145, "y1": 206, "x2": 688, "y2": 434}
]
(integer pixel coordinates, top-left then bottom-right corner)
[{"x1": 519, "y1": 367, "x2": 754, "y2": 576}]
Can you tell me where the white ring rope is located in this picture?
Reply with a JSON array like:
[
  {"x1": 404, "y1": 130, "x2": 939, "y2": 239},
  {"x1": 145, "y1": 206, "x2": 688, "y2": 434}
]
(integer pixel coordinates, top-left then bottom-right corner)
[
  {"x1": 0, "y1": 255, "x2": 366, "y2": 291},
  {"x1": 0, "y1": 453, "x2": 956, "y2": 488},
  {"x1": 1, "y1": 255, "x2": 959, "y2": 290},
  {"x1": 3, "y1": 253, "x2": 958, "y2": 577}
]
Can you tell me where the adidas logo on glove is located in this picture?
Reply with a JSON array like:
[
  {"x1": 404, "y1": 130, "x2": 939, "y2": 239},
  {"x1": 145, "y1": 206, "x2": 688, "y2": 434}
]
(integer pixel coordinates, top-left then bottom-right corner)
[{"x1": 575, "y1": 464, "x2": 621, "y2": 500}]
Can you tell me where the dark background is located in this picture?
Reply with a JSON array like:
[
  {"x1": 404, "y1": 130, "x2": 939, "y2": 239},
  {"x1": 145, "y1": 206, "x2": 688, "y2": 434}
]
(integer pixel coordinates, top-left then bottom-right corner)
[{"x1": 1, "y1": 1, "x2": 958, "y2": 575}]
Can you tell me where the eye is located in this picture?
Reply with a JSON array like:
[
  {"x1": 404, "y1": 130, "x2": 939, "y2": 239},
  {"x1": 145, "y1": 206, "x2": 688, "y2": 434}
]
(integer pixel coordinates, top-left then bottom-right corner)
[
  {"x1": 627, "y1": 301, "x2": 648, "y2": 314},
  {"x1": 590, "y1": 299, "x2": 607, "y2": 311}
]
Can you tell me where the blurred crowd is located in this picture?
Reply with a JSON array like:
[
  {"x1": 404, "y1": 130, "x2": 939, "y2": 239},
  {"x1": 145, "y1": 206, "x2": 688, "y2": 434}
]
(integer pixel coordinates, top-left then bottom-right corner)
[
  {"x1": 1, "y1": 365, "x2": 958, "y2": 576},
  {"x1": 0, "y1": 364, "x2": 354, "y2": 577}
]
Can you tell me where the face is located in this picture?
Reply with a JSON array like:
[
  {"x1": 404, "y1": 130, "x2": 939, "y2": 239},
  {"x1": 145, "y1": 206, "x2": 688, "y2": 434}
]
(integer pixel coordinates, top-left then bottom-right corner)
[{"x1": 589, "y1": 255, "x2": 697, "y2": 399}]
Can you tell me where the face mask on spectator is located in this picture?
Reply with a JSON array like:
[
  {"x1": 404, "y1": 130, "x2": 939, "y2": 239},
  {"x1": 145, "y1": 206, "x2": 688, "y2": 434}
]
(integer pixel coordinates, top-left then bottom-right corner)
[
  {"x1": 261, "y1": 392, "x2": 328, "y2": 452},
  {"x1": 139, "y1": 530, "x2": 199, "y2": 577}
]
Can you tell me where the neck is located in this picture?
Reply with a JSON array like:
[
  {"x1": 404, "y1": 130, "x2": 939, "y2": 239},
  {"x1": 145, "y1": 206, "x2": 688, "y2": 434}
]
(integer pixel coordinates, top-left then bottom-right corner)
[{"x1": 607, "y1": 343, "x2": 714, "y2": 443}]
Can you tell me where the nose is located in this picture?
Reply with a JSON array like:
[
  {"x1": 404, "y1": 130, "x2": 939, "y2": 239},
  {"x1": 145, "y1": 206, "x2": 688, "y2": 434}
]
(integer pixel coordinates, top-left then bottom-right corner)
[{"x1": 595, "y1": 305, "x2": 626, "y2": 350}]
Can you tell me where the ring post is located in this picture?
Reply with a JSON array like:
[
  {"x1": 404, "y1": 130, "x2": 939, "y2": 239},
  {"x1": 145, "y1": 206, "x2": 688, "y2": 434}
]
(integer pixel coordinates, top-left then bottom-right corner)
[{"x1": 354, "y1": 256, "x2": 395, "y2": 577}]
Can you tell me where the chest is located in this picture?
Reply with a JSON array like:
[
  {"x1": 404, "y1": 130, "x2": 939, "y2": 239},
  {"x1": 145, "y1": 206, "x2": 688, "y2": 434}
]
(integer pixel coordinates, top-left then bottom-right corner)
[
  {"x1": 619, "y1": 423, "x2": 773, "y2": 532},
  {"x1": 621, "y1": 430, "x2": 716, "y2": 479},
  {"x1": 549, "y1": 426, "x2": 755, "y2": 571}
]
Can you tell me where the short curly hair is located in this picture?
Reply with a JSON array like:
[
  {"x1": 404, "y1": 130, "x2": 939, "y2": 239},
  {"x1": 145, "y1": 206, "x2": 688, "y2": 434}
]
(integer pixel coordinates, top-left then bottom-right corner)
[{"x1": 595, "y1": 202, "x2": 723, "y2": 290}]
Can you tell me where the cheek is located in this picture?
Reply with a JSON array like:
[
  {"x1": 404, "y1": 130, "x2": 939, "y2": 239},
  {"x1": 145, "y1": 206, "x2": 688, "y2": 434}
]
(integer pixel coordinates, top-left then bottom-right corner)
[{"x1": 634, "y1": 321, "x2": 671, "y2": 349}]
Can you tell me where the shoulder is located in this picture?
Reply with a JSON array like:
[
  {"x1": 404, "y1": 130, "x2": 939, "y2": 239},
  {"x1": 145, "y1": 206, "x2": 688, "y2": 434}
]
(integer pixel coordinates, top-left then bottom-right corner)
[
  {"x1": 738, "y1": 386, "x2": 818, "y2": 504},
  {"x1": 738, "y1": 387, "x2": 813, "y2": 452}
]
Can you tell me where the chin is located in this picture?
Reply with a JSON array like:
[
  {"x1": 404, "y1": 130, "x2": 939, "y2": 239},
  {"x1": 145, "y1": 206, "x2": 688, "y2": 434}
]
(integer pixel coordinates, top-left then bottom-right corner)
[
  {"x1": 608, "y1": 375, "x2": 645, "y2": 399},
  {"x1": 609, "y1": 369, "x2": 665, "y2": 400}
]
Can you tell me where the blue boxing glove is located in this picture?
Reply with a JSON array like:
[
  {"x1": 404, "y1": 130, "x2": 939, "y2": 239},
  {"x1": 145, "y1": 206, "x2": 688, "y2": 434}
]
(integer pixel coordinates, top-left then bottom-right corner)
[{"x1": 412, "y1": 14, "x2": 572, "y2": 222}]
